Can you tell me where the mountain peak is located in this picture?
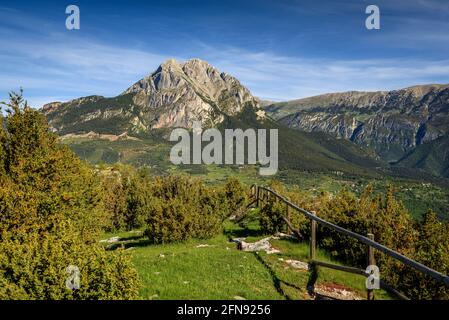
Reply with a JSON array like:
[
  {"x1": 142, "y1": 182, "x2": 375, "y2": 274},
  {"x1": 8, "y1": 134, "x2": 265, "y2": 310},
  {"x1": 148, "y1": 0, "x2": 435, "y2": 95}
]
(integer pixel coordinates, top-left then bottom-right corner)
[
  {"x1": 163, "y1": 58, "x2": 179, "y2": 66},
  {"x1": 157, "y1": 58, "x2": 182, "y2": 71},
  {"x1": 402, "y1": 83, "x2": 449, "y2": 98},
  {"x1": 155, "y1": 58, "x2": 213, "y2": 74},
  {"x1": 45, "y1": 58, "x2": 259, "y2": 133},
  {"x1": 121, "y1": 58, "x2": 258, "y2": 128}
]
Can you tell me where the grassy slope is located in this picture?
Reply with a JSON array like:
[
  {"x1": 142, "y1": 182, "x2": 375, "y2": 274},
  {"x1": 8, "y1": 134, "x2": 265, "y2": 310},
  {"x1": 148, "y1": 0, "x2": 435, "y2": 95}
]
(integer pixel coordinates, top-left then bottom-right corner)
[
  {"x1": 46, "y1": 94, "x2": 140, "y2": 135},
  {"x1": 58, "y1": 105, "x2": 388, "y2": 176},
  {"x1": 395, "y1": 135, "x2": 449, "y2": 178},
  {"x1": 219, "y1": 107, "x2": 385, "y2": 177},
  {"x1": 102, "y1": 218, "x2": 391, "y2": 300}
]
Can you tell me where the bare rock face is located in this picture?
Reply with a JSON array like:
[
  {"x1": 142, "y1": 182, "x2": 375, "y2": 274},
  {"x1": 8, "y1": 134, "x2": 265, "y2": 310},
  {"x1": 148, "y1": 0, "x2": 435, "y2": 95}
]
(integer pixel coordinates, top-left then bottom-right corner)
[
  {"x1": 123, "y1": 58, "x2": 258, "y2": 128},
  {"x1": 42, "y1": 101, "x2": 62, "y2": 114},
  {"x1": 43, "y1": 59, "x2": 259, "y2": 134},
  {"x1": 266, "y1": 84, "x2": 449, "y2": 161}
]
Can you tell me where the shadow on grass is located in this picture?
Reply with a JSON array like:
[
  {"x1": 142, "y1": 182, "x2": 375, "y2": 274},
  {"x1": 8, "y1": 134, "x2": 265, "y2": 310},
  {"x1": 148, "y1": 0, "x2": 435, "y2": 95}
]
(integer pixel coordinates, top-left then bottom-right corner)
[
  {"x1": 252, "y1": 252, "x2": 307, "y2": 300},
  {"x1": 223, "y1": 227, "x2": 267, "y2": 239},
  {"x1": 105, "y1": 235, "x2": 153, "y2": 251},
  {"x1": 119, "y1": 234, "x2": 145, "y2": 241}
]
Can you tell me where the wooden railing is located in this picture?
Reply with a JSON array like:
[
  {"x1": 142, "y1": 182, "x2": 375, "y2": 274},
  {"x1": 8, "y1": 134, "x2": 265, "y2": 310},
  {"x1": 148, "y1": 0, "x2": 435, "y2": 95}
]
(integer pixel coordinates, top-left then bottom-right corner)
[{"x1": 249, "y1": 184, "x2": 449, "y2": 300}]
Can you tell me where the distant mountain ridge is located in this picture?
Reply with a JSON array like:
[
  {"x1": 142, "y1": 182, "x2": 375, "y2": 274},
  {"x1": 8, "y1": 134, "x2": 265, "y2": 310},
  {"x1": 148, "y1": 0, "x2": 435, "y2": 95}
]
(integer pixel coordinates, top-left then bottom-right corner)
[{"x1": 265, "y1": 84, "x2": 449, "y2": 163}]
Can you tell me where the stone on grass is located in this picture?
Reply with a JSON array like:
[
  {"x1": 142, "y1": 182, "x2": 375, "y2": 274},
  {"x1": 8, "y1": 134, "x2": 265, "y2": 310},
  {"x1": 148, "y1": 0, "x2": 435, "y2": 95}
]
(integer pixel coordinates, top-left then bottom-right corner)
[
  {"x1": 196, "y1": 244, "x2": 213, "y2": 248},
  {"x1": 99, "y1": 236, "x2": 121, "y2": 243},
  {"x1": 285, "y1": 259, "x2": 309, "y2": 271},
  {"x1": 233, "y1": 237, "x2": 281, "y2": 254}
]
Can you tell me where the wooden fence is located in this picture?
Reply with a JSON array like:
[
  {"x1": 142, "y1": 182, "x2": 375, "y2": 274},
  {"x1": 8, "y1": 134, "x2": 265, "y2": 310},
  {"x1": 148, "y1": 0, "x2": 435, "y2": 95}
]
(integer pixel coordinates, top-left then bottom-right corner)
[{"x1": 249, "y1": 184, "x2": 449, "y2": 300}]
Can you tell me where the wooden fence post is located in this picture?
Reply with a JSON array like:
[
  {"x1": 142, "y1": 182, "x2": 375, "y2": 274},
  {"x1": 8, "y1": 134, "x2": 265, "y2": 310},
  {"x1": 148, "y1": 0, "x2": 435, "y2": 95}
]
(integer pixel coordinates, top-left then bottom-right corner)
[
  {"x1": 310, "y1": 211, "x2": 317, "y2": 260},
  {"x1": 286, "y1": 202, "x2": 291, "y2": 234},
  {"x1": 256, "y1": 186, "x2": 260, "y2": 207},
  {"x1": 367, "y1": 233, "x2": 375, "y2": 300}
]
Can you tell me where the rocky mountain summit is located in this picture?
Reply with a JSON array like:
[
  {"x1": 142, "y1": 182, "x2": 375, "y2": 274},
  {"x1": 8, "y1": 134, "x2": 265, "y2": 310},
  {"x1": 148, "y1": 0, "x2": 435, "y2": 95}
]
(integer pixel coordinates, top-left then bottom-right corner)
[
  {"x1": 265, "y1": 84, "x2": 449, "y2": 161},
  {"x1": 42, "y1": 58, "x2": 259, "y2": 134}
]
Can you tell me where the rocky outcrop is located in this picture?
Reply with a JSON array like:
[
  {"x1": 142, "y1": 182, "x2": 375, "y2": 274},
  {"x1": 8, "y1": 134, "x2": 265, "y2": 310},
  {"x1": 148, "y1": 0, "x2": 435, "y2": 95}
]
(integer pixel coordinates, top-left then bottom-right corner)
[
  {"x1": 42, "y1": 101, "x2": 62, "y2": 114},
  {"x1": 43, "y1": 59, "x2": 259, "y2": 134},
  {"x1": 267, "y1": 84, "x2": 449, "y2": 161},
  {"x1": 123, "y1": 58, "x2": 259, "y2": 128}
]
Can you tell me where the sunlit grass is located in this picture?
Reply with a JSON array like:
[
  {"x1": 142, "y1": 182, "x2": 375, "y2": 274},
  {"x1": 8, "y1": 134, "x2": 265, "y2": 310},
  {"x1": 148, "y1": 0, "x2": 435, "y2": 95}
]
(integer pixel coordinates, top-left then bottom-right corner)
[{"x1": 103, "y1": 220, "x2": 392, "y2": 300}]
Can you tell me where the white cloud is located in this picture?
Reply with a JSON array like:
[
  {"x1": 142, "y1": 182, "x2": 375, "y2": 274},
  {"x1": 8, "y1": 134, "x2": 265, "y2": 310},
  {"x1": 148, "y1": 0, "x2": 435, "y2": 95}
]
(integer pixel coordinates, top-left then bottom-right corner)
[
  {"x1": 1, "y1": 6, "x2": 449, "y2": 106},
  {"x1": 202, "y1": 46, "x2": 449, "y2": 100}
]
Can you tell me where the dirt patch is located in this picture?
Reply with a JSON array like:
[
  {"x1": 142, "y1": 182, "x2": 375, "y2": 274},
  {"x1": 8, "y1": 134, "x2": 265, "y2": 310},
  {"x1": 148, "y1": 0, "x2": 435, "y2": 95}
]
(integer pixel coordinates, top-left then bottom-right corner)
[{"x1": 313, "y1": 282, "x2": 363, "y2": 300}]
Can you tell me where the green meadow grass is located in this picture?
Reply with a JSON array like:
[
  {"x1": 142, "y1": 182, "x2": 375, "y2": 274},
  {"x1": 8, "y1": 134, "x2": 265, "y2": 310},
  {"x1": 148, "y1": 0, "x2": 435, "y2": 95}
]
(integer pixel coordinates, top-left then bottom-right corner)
[{"x1": 102, "y1": 220, "x2": 392, "y2": 300}]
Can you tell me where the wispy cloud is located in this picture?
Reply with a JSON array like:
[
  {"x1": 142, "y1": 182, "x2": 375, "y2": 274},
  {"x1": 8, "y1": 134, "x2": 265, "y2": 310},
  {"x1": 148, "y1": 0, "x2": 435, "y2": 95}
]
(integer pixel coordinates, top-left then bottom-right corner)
[
  {"x1": 0, "y1": 7, "x2": 172, "y2": 106},
  {"x1": 1, "y1": 5, "x2": 449, "y2": 107},
  {"x1": 203, "y1": 46, "x2": 449, "y2": 100}
]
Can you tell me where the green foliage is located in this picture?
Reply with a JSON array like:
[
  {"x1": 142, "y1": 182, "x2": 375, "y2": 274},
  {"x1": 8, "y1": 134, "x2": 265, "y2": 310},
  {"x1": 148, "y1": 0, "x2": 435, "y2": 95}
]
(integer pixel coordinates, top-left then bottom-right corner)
[
  {"x1": 100, "y1": 165, "x2": 155, "y2": 231},
  {"x1": 144, "y1": 175, "x2": 224, "y2": 243},
  {"x1": 101, "y1": 171, "x2": 250, "y2": 243},
  {"x1": 123, "y1": 169, "x2": 152, "y2": 230},
  {"x1": 259, "y1": 179, "x2": 449, "y2": 299},
  {"x1": 0, "y1": 92, "x2": 139, "y2": 299},
  {"x1": 313, "y1": 185, "x2": 449, "y2": 299},
  {"x1": 316, "y1": 186, "x2": 417, "y2": 267},
  {"x1": 260, "y1": 199, "x2": 285, "y2": 234},
  {"x1": 220, "y1": 177, "x2": 248, "y2": 219},
  {"x1": 100, "y1": 167, "x2": 128, "y2": 231},
  {"x1": 0, "y1": 91, "x2": 108, "y2": 241},
  {"x1": 388, "y1": 210, "x2": 449, "y2": 299},
  {"x1": 259, "y1": 181, "x2": 310, "y2": 236},
  {"x1": 0, "y1": 229, "x2": 139, "y2": 300}
]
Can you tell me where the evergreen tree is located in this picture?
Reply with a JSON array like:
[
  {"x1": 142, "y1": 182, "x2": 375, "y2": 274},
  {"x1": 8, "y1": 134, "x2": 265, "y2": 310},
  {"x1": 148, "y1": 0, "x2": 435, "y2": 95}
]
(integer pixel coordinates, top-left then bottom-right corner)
[{"x1": 0, "y1": 91, "x2": 139, "y2": 299}]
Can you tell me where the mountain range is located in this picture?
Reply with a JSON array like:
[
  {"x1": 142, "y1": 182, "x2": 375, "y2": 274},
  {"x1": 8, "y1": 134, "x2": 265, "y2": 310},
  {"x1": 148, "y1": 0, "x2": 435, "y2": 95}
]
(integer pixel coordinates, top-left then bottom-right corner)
[
  {"x1": 41, "y1": 59, "x2": 449, "y2": 179},
  {"x1": 264, "y1": 84, "x2": 449, "y2": 176}
]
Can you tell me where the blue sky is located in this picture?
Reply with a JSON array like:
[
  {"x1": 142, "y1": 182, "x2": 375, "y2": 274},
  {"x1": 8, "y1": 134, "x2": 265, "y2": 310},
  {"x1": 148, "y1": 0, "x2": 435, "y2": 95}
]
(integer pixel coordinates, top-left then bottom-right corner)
[{"x1": 1, "y1": 0, "x2": 449, "y2": 107}]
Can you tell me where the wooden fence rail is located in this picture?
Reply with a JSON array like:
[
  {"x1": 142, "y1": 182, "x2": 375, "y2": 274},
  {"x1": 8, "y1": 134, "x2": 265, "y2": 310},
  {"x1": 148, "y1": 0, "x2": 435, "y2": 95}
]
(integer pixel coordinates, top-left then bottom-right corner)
[{"x1": 249, "y1": 184, "x2": 449, "y2": 300}]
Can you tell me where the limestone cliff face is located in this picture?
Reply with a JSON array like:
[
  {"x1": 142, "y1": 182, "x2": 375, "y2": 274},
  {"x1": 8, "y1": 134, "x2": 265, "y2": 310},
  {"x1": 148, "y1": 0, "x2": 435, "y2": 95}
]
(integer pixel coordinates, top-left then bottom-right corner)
[
  {"x1": 42, "y1": 59, "x2": 259, "y2": 134},
  {"x1": 267, "y1": 84, "x2": 449, "y2": 161}
]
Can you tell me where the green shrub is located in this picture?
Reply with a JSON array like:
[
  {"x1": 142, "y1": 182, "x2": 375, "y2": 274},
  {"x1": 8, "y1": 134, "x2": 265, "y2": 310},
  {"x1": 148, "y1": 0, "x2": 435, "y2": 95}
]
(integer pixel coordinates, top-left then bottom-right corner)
[
  {"x1": 102, "y1": 172, "x2": 247, "y2": 240},
  {"x1": 144, "y1": 175, "x2": 224, "y2": 243},
  {"x1": 0, "y1": 230, "x2": 139, "y2": 300},
  {"x1": 0, "y1": 92, "x2": 140, "y2": 299},
  {"x1": 383, "y1": 210, "x2": 449, "y2": 299},
  {"x1": 258, "y1": 181, "x2": 311, "y2": 237},
  {"x1": 100, "y1": 167, "x2": 128, "y2": 231},
  {"x1": 123, "y1": 169, "x2": 151, "y2": 230},
  {"x1": 220, "y1": 177, "x2": 248, "y2": 219},
  {"x1": 316, "y1": 186, "x2": 417, "y2": 267},
  {"x1": 0, "y1": 92, "x2": 108, "y2": 241},
  {"x1": 259, "y1": 198, "x2": 285, "y2": 234},
  {"x1": 260, "y1": 180, "x2": 449, "y2": 299}
]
